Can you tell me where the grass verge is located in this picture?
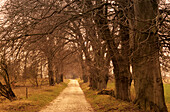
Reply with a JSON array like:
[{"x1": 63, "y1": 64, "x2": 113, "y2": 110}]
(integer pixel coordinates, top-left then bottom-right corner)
[
  {"x1": 107, "y1": 81, "x2": 170, "y2": 112},
  {"x1": 0, "y1": 80, "x2": 69, "y2": 112},
  {"x1": 80, "y1": 81, "x2": 143, "y2": 112},
  {"x1": 164, "y1": 83, "x2": 170, "y2": 112},
  {"x1": 80, "y1": 80, "x2": 170, "y2": 112}
]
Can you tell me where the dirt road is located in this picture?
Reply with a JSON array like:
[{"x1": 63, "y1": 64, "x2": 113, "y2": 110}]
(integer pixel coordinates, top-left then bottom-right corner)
[{"x1": 40, "y1": 79, "x2": 93, "y2": 112}]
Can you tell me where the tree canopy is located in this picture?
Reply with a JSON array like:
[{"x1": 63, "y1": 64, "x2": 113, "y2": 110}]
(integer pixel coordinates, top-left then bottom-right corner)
[{"x1": 0, "y1": 0, "x2": 169, "y2": 111}]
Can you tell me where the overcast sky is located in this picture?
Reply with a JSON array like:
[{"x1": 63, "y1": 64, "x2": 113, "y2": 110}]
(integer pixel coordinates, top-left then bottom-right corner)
[{"x1": 0, "y1": 0, "x2": 5, "y2": 7}]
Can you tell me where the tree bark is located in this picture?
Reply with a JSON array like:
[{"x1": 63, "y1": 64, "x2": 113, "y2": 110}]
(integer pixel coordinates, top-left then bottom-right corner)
[
  {"x1": 79, "y1": 52, "x2": 88, "y2": 83},
  {"x1": 0, "y1": 82, "x2": 16, "y2": 101},
  {"x1": 117, "y1": 14, "x2": 132, "y2": 101},
  {"x1": 89, "y1": 67, "x2": 98, "y2": 90},
  {"x1": 48, "y1": 57, "x2": 55, "y2": 86},
  {"x1": 94, "y1": 3, "x2": 131, "y2": 100},
  {"x1": 60, "y1": 74, "x2": 63, "y2": 82},
  {"x1": 133, "y1": 0, "x2": 167, "y2": 111},
  {"x1": 112, "y1": 56, "x2": 131, "y2": 101},
  {"x1": 57, "y1": 74, "x2": 63, "y2": 84},
  {"x1": 55, "y1": 67, "x2": 59, "y2": 83},
  {"x1": 0, "y1": 66, "x2": 16, "y2": 101}
]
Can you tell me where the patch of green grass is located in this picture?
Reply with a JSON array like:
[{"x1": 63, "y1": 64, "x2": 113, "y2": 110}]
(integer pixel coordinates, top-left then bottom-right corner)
[
  {"x1": 0, "y1": 80, "x2": 68, "y2": 112},
  {"x1": 107, "y1": 80, "x2": 136, "y2": 101},
  {"x1": 107, "y1": 81, "x2": 170, "y2": 111},
  {"x1": 80, "y1": 82, "x2": 142, "y2": 112},
  {"x1": 27, "y1": 82, "x2": 68, "y2": 108},
  {"x1": 164, "y1": 84, "x2": 170, "y2": 112},
  {"x1": 106, "y1": 80, "x2": 115, "y2": 90},
  {"x1": 81, "y1": 81, "x2": 170, "y2": 112}
]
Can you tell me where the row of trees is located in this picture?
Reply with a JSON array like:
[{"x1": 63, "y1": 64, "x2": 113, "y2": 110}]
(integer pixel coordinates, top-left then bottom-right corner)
[
  {"x1": 0, "y1": 31, "x2": 79, "y2": 99},
  {"x1": 0, "y1": 0, "x2": 169, "y2": 111}
]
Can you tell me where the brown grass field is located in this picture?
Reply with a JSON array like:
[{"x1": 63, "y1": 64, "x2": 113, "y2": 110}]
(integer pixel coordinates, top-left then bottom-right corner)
[
  {"x1": 80, "y1": 80, "x2": 170, "y2": 112},
  {"x1": 0, "y1": 79, "x2": 68, "y2": 112}
]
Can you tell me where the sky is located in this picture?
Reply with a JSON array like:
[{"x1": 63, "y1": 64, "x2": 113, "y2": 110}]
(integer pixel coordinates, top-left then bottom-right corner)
[
  {"x1": 166, "y1": 0, "x2": 170, "y2": 3},
  {"x1": 0, "y1": 0, "x2": 5, "y2": 6},
  {"x1": 0, "y1": 0, "x2": 5, "y2": 8}
]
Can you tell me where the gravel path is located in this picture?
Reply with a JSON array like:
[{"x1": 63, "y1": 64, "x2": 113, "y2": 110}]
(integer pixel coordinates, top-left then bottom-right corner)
[{"x1": 40, "y1": 79, "x2": 94, "y2": 112}]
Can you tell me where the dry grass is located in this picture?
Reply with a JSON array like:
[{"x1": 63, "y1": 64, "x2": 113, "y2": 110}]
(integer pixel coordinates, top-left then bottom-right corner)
[
  {"x1": 80, "y1": 81, "x2": 143, "y2": 112},
  {"x1": 107, "y1": 80, "x2": 136, "y2": 101},
  {"x1": 107, "y1": 80, "x2": 170, "y2": 111},
  {"x1": 0, "y1": 79, "x2": 69, "y2": 112},
  {"x1": 80, "y1": 80, "x2": 170, "y2": 112}
]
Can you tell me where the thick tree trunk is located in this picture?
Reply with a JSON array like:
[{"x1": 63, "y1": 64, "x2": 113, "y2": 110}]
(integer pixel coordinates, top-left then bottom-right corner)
[
  {"x1": 48, "y1": 71, "x2": 54, "y2": 86},
  {"x1": 83, "y1": 74, "x2": 88, "y2": 83},
  {"x1": 57, "y1": 74, "x2": 63, "y2": 84},
  {"x1": 48, "y1": 58, "x2": 55, "y2": 86},
  {"x1": 55, "y1": 68, "x2": 60, "y2": 84},
  {"x1": 133, "y1": 0, "x2": 167, "y2": 111},
  {"x1": 112, "y1": 56, "x2": 131, "y2": 101},
  {"x1": 92, "y1": 0, "x2": 131, "y2": 100},
  {"x1": 82, "y1": 62, "x2": 88, "y2": 83},
  {"x1": 88, "y1": 48, "x2": 109, "y2": 91},
  {"x1": 60, "y1": 74, "x2": 63, "y2": 82},
  {"x1": 85, "y1": 0, "x2": 109, "y2": 90},
  {"x1": 100, "y1": 16, "x2": 131, "y2": 101},
  {"x1": 89, "y1": 67, "x2": 108, "y2": 90},
  {"x1": 89, "y1": 68, "x2": 98, "y2": 90},
  {"x1": 55, "y1": 68, "x2": 63, "y2": 84},
  {"x1": 116, "y1": 17, "x2": 132, "y2": 101},
  {"x1": 98, "y1": 73, "x2": 109, "y2": 90}
]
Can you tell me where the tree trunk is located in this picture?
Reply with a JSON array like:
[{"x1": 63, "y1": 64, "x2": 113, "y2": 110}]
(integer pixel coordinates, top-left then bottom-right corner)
[
  {"x1": 0, "y1": 60, "x2": 17, "y2": 101},
  {"x1": 89, "y1": 66, "x2": 108, "y2": 90},
  {"x1": 92, "y1": 0, "x2": 132, "y2": 100},
  {"x1": 55, "y1": 67, "x2": 59, "y2": 83},
  {"x1": 89, "y1": 67, "x2": 98, "y2": 90},
  {"x1": 8, "y1": 86, "x2": 16, "y2": 101},
  {"x1": 84, "y1": 0, "x2": 109, "y2": 90},
  {"x1": 83, "y1": 74, "x2": 88, "y2": 83},
  {"x1": 97, "y1": 72, "x2": 109, "y2": 90},
  {"x1": 82, "y1": 62, "x2": 88, "y2": 83},
  {"x1": 57, "y1": 74, "x2": 63, "y2": 84},
  {"x1": 133, "y1": 0, "x2": 167, "y2": 111},
  {"x1": 35, "y1": 75, "x2": 39, "y2": 87},
  {"x1": 60, "y1": 74, "x2": 63, "y2": 82},
  {"x1": 0, "y1": 82, "x2": 16, "y2": 101},
  {"x1": 115, "y1": 15, "x2": 132, "y2": 101},
  {"x1": 95, "y1": 13, "x2": 131, "y2": 100},
  {"x1": 40, "y1": 60, "x2": 43, "y2": 79},
  {"x1": 80, "y1": 53, "x2": 88, "y2": 83},
  {"x1": 56, "y1": 71, "x2": 63, "y2": 84},
  {"x1": 48, "y1": 58, "x2": 55, "y2": 86},
  {"x1": 112, "y1": 56, "x2": 131, "y2": 101}
]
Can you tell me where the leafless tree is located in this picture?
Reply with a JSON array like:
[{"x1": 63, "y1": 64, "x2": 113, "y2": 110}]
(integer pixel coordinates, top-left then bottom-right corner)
[{"x1": 0, "y1": 0, "x2": 169, "y2": 111}]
